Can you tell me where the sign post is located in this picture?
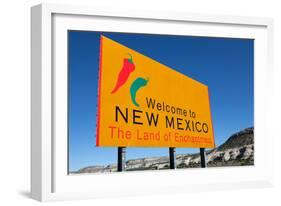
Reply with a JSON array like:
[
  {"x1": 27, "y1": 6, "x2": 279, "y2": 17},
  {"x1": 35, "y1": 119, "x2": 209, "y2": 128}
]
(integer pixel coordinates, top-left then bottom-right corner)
[
  {"x1": 200, "y1": 148, "x2": 207, "y2": 168},
  {"x1": 169, "y1": 147, "x2": 176, "y2": 169},
  {"x1": 117, "y1": 147, "x2": 126, "y2": 172}
]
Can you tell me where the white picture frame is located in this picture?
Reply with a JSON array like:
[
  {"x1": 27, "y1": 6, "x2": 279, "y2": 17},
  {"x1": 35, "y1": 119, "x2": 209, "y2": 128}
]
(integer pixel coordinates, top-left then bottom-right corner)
[{"x1": 31, "y1": 3, "x2": 274, "y2": 202}]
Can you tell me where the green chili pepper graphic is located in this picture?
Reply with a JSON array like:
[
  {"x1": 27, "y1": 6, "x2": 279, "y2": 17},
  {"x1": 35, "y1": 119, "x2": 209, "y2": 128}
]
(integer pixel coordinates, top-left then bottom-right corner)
[{"x1": 130, "y1": 77, "x2": 149, "y2": 107}]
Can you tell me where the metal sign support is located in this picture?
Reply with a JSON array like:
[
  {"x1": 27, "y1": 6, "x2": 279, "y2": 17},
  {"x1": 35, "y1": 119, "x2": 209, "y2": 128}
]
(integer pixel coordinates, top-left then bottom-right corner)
[
  {"x1": 117, "y1": 147, "x2": 126, "y2": 172},
  {"x1": 200, "y1": 148, "x2": 207, "y2": 168},
  {"x1": 169, "y1": 147, "x2": 176, "y2": 169}
]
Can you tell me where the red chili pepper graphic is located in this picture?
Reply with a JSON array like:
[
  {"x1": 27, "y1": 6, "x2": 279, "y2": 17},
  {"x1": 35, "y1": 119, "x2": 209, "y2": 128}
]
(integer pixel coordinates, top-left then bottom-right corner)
[{"x1": 111, "y1": 54, "x2": 135, "y2": 94}]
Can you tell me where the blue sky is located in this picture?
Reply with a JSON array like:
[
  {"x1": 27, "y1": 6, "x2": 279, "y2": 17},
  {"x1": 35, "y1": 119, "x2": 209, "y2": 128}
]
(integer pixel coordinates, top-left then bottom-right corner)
[{"x1": 68, "y1": 31, "x2": 254, "y2": 172}]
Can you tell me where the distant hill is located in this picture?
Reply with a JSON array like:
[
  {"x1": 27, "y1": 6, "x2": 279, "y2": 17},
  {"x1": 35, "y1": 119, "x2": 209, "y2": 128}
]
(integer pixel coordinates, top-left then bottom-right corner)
[
  {"x1": 72, "y1": 127, "x2": 254, "y2": 174},
  {"x1": 217, "y1": 127, "x2": 253, "y2": 151}
]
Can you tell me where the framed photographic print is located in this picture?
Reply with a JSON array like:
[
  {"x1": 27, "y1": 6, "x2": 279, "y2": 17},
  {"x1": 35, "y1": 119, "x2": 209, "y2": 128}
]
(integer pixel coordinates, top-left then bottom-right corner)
[{"x1": 31, "y1": 3, "x2": 274, "y2": 201}]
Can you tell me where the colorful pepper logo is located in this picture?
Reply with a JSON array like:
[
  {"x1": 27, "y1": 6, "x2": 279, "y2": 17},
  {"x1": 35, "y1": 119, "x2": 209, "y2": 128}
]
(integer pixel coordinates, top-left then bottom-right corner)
[
  {"x1": 111, "y1": 54, "x2": 135, "y2": 94},
  {"x1": 111, "y1": 54, "x2": 149, "y2": 107},
  {"x1": 130, "y1": 77, "x2": 149, "y2": 107}
]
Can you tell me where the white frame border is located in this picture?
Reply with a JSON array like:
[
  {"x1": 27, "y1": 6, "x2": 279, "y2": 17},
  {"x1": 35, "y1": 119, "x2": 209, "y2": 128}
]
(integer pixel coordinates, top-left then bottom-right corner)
[{"x1": 31, "y1": 3, "x2": 274, "y2": 202}]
